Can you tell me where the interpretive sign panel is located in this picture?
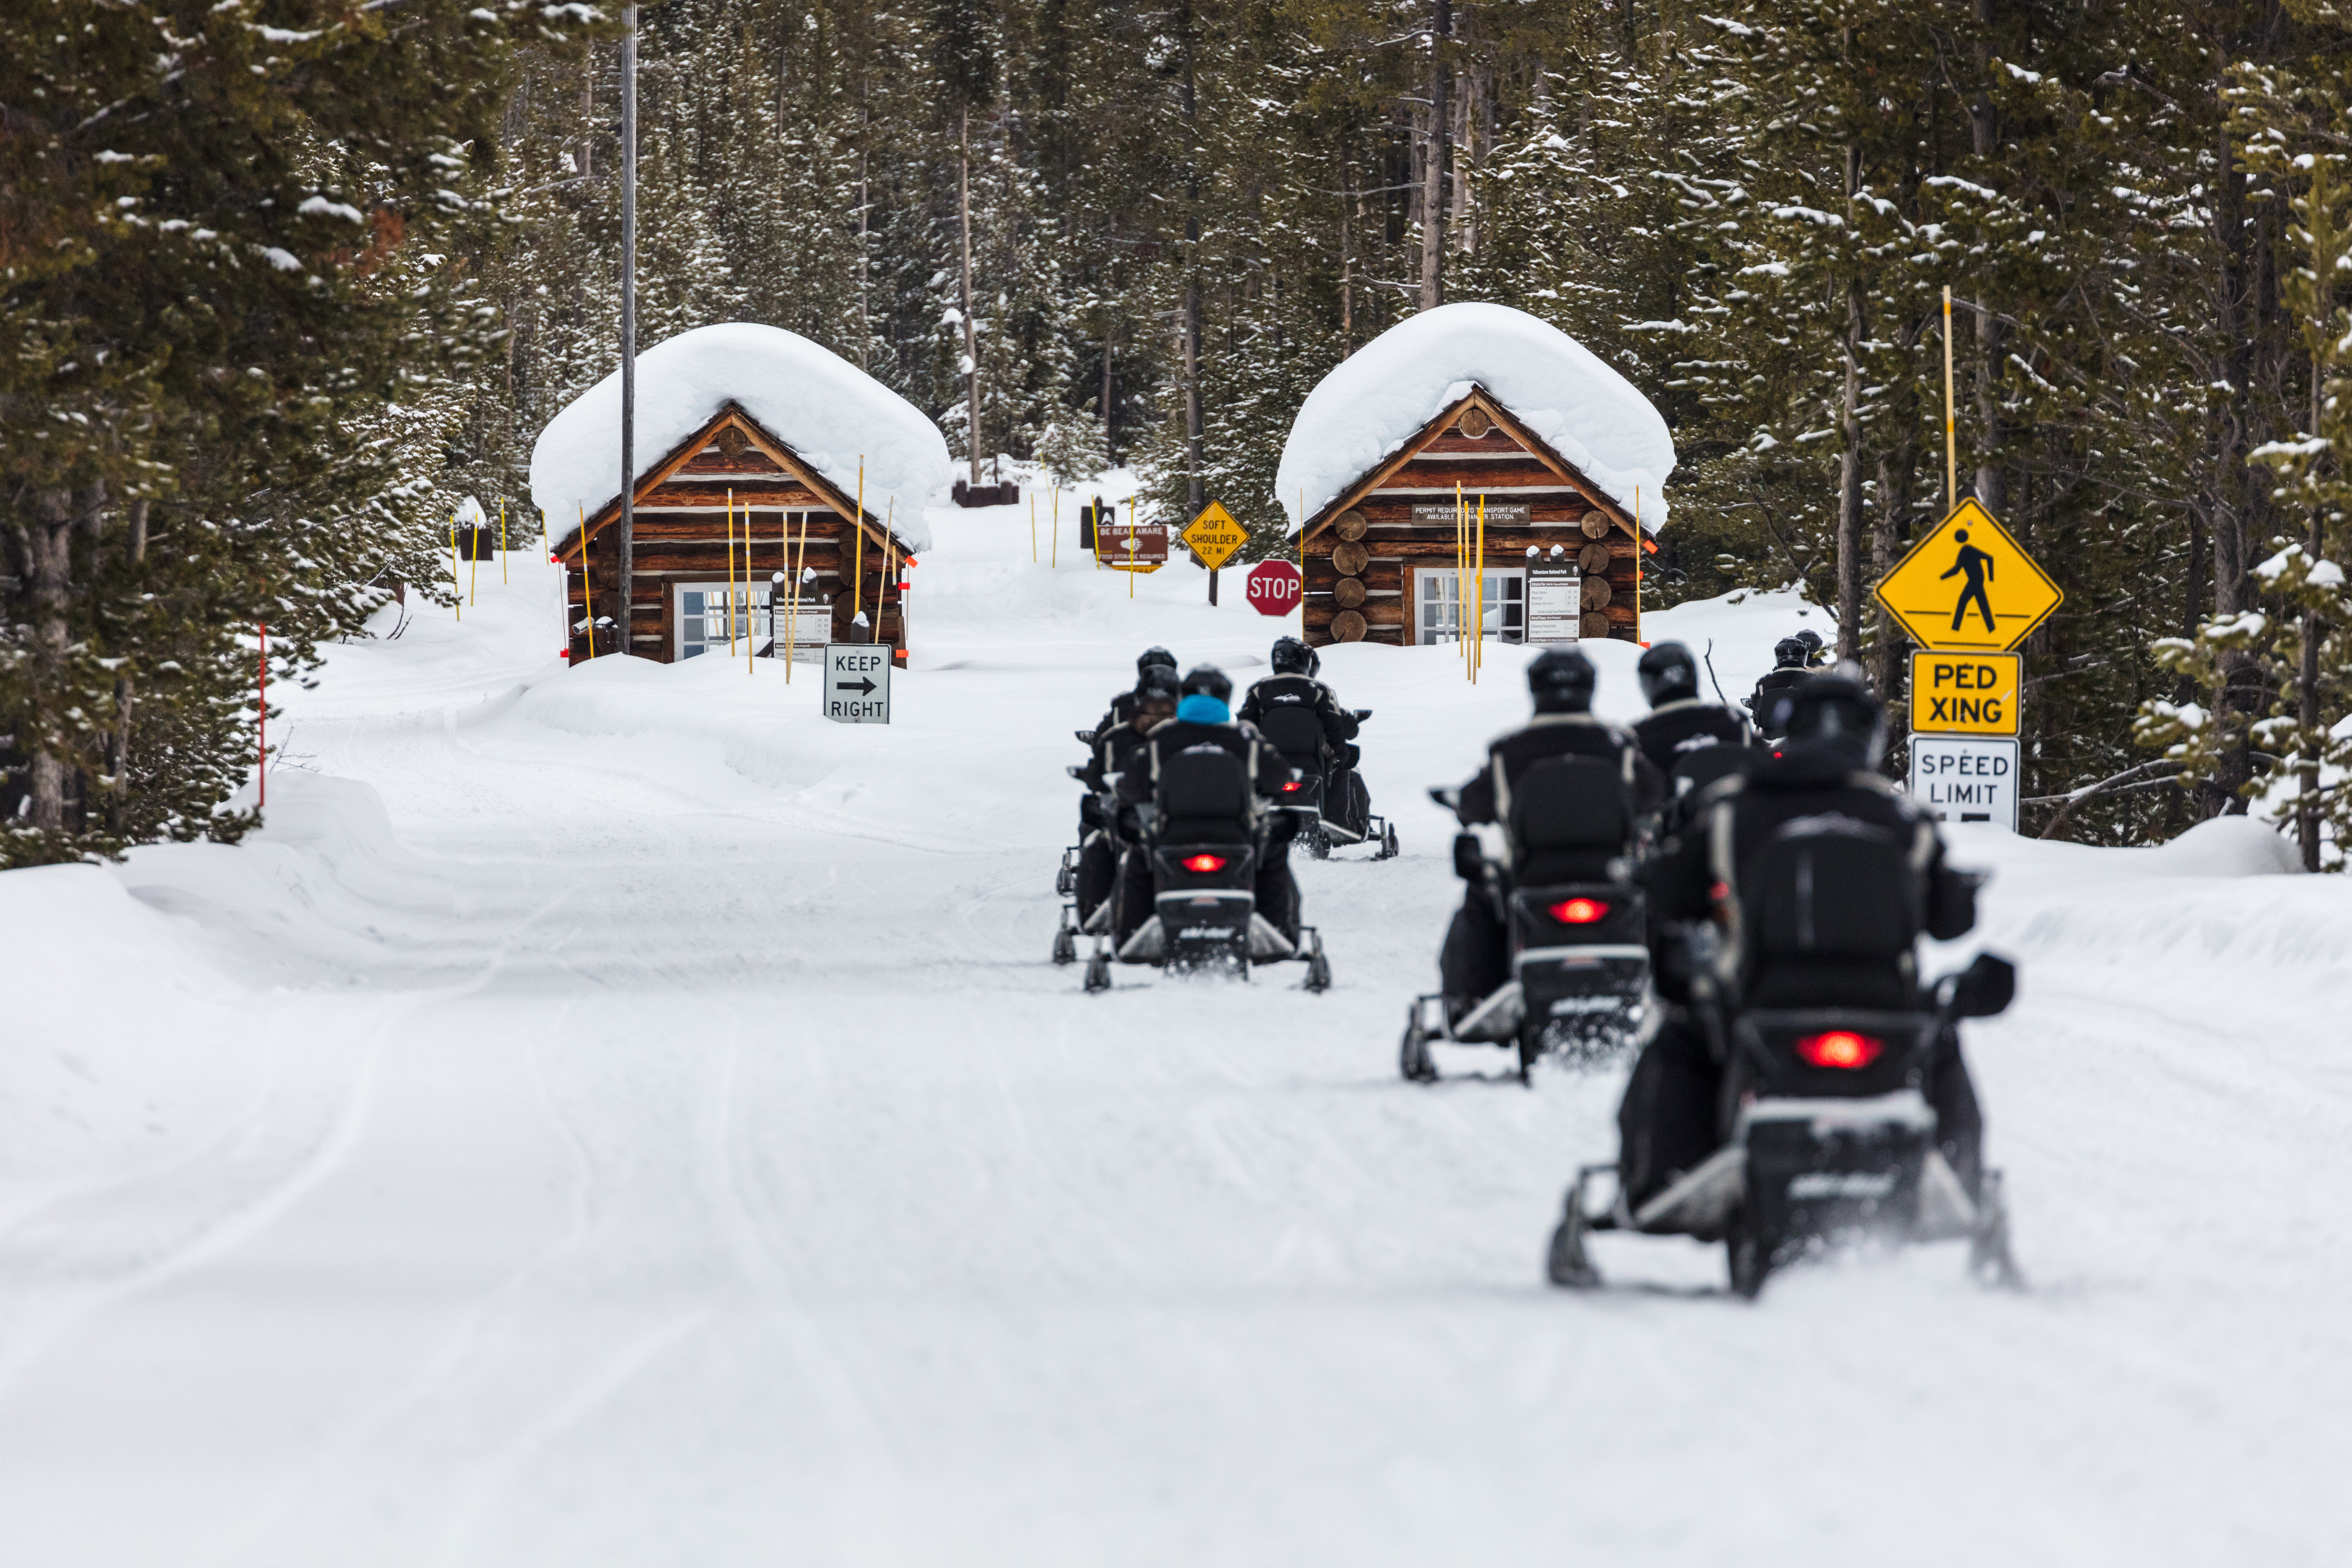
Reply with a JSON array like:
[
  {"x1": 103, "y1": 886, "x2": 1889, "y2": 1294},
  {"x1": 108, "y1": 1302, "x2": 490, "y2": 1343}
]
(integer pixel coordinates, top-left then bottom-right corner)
[{"x1": 1526, "y1": 565, "x2": 1582, "y2": 645}]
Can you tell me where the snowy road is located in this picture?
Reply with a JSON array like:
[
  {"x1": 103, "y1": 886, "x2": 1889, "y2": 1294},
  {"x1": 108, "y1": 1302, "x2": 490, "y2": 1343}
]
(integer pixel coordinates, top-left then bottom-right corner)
[{"x1": 3, "y1": 509, "x2": 2348, "y2": 1566}]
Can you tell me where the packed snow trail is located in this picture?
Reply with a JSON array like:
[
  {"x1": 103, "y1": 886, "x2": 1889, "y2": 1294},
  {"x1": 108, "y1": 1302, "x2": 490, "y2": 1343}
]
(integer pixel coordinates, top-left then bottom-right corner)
[{"x1": 2, "y1": 500, "x2": 2347, "y2": 1567}]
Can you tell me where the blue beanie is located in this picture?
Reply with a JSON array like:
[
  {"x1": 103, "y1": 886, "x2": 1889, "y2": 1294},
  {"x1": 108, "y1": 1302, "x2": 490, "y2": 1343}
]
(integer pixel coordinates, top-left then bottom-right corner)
[{"x1": 1176, "y1": 693, "x2": 1231, "y2": 725}]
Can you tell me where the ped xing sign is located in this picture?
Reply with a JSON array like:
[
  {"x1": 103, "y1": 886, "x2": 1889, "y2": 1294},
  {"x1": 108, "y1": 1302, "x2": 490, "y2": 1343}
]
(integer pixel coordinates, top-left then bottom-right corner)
[
  {"x1": 1181, "y1": 501, "x2": 1248, "y2": 571},
  {"x1": 1910, "y1": 651, "x2": 2019, "y2": 736},
  {"x1": 1908, "y1": 735, "x2": 2018, "y2": 832},
  {"x1": 824, "y1": 643, "x2": 891, "y2": 724},
  {"x1": 1875, "y1": 499, "x2": 2063, "y2": 653}
]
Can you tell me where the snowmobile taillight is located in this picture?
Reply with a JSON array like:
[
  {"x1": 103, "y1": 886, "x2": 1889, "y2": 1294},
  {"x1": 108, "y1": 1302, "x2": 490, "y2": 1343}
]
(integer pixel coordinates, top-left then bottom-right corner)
[
  {"x1": 1794, "y1": 1030, "x2": 1884, "y2": 1070},
  {"x1": 1548, "y1": 897, "x2": 1610, "y2": 925},
  {"x1": 1281, "y1": 779, "x2": 1304, "y2": 792},
  {"x1": 1181, "y1": 853, "x2": 1228, "y2": 873}
]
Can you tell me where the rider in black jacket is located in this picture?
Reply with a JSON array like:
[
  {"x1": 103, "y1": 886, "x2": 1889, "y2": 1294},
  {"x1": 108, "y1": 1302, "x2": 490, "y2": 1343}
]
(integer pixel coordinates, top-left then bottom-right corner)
[
  {"x1": 1238, "y1": 636, "x2": 1366, "y2": 832},
  {"x1": 1618, "y1": 670, "x2": 1987, "y2": 1206},
  {"x1": 1744, "y1": 637, "x2": 1813, "y2": 740},
  {"x1": 1438, "y1": 649, "x2": 1656, "y2": 1012},
  {"x1": 1631, "y1": 642, "x2": 1752, "y2": 775},
  {"x1": 1112, "y1": 665, "x2": 1303, "y2": 942},
  {"x1": 1073, "y1": 667, "x2": 1179, "y2": 925}
]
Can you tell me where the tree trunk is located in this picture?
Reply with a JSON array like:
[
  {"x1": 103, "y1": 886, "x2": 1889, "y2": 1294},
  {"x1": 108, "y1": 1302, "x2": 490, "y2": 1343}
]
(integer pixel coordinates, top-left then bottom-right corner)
[
  {"x1": 26, "y1": 488, "x2": 76, "y2": 834},
  {"x1": 1970, "y1": 0, "x2": 2006, "y2": 518},
  {"x1": 106, "y1": 498, "x2": 149, "y2": 834},
  {"x1": 1835, "y1": 146, "x2": 1864, "y2": 663},
  {"x1": 1419, "y1": 0, "x2": 1451, "y2": 310},
  {"x1": 1872, "y1": 446, "x2": 1912, "y2": 703},
  {"x1": 961, "y1": 108, "x2": 982, "y2": 485},
  {"x1": 2299, "y1": 366, "x2": 2323, "y2": 870},
  {"x1": 2211, "y1": 104, "x2": 2260, "y2": 816}
]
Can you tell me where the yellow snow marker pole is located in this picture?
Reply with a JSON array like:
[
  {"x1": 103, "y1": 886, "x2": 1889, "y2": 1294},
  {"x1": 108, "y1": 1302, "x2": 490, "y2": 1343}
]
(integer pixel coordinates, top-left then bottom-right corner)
[
  {"x1": 500, "y1": 500, "x2": 508, "y2": 583},
  {"x1": 469, "y1": 517, "x2": 478, "y2": 607},
  {"x1": 855, "y1": 457, "x2": 866, "y2": 640},
  {"x1": 1050, "y1": 487, "x2": 1059, "y2": 569},
  {"x1": 726, "y1": 488, "x2": 739, "y2": 657},
  {"x1": 1634, "y1": 487, "x2": 1644, "y2": 645},
  {"x1": 1475, "y1": 491, "x2": 1487, "y2": 683},
  {"x1": 577, "y1": 503, "x2": 593, "y2": 656},
  {"x1": 747, "y1": 495, "x2": 757, "y2": 677},
  {"x1": 450, "y1": 514, "x2": 462, "y2": 622},
  {"x1": 882, "y1": 500, "x2": 897, "y2": 654},
  {"x1": 1942, "y1": 286, "x2": 1958, "y2": 513},
  {"x1": 1029, "y1": 493, "x2": 1038, "y2": 562},
  {"x1": 1455, "y1": 482, "x2": 1466, "y2": 675}
]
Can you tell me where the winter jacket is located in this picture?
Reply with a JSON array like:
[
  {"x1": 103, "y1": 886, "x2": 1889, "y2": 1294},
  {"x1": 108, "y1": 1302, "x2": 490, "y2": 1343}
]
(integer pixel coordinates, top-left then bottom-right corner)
[
  {"x1": 1632, "y1": 698, "x2": 1754, "y2": 776},
  {"x1": 1237, "y1": 674, "x2": 1358, "y2": 757},
  {"x1": 1453, "y1": 712, "x2": 1662, "y2": 828}
]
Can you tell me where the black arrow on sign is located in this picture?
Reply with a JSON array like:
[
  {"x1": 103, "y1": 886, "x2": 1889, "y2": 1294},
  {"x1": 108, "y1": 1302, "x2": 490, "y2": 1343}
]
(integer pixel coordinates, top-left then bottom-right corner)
[{"x1": 834, "y1": 676, "x2": 878, "y2": 695}]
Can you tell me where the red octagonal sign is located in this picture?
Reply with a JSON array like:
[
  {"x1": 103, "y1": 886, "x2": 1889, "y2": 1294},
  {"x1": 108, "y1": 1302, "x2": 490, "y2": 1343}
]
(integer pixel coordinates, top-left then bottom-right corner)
[{"x1": 1246, "y1": 559, "x2": 1302, "y2": 617}]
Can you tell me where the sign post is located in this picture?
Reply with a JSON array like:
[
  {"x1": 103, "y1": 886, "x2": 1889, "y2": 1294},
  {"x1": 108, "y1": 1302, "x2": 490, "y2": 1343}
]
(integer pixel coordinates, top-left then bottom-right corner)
[
  {"x1": 824, "y1": 643, "x2": 891, "y2": 725},
  {"x1": 1246, "y1": 559, "x2": 1302, "y2": 617},
  {"x1": 1181, "y1": 500, "x2": 1246, "y2": 604}
]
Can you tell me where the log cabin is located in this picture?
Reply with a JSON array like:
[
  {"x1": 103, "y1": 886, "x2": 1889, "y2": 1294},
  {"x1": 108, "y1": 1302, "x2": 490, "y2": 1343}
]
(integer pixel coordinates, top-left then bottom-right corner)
[
  {"x1": 1275, "y1": 302, "x2": 1676, "y2": 650},
  {"x1": 529, "y1": 323, "x2": 947, "y2": 667}
]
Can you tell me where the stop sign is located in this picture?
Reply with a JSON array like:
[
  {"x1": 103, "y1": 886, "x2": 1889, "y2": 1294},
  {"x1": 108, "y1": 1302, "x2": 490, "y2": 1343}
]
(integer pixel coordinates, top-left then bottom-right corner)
[{"x1": 1246, "y1": 559, "x2": 1302, "y2": 617}]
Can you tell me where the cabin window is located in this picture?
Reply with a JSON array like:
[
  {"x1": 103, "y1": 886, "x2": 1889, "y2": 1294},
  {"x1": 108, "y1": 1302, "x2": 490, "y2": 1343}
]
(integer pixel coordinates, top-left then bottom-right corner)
[
  {"x1": 676, "y1": 583, "x2": 771, "y2": 659},
  {"x1": 1412, "y1": 568, "x2": 1525, "y2": 645}
]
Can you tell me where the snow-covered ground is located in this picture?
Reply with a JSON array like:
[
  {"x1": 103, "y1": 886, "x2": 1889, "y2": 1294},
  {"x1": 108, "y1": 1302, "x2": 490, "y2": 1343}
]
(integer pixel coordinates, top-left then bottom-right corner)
[{"x1": 2, "y1": 501, "x2": 2346, "y2": 1567}]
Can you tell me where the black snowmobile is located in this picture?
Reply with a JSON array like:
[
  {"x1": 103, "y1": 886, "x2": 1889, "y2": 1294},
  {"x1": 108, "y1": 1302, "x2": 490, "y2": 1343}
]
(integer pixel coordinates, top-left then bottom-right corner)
[
  {"x1": 1083, "y1": 743, "x2": 1330, "y2": 993},
  {"x1": 1399, "y1": 755, "x2": 1652, "y2": 1082},
  {"x1": 1253, "y1": 703, "x2": 1398, "y2": 860},
  {"x1": 1545, "y1": 928, "x2": 2023, "y2": 1297}
]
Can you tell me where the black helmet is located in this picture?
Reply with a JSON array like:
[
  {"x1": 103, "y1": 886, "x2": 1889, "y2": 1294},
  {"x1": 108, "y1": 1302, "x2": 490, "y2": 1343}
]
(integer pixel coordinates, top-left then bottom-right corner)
[
  {"x1": 1180, "y1": 664, "x2": 1232, "y2": 703},
  {"x1": 1780, "y1": 669, "x2": 1885, "y2": 769},
  {"x1": 1637, "y1": 641, "x2": 1700, "y2": 708},
  {"x1": 1773, "y1": 636, "x2": 1810, "y2": 669},
  {"x1": 1527, "y1": 648, "x2": 1597, "y2": 714},
  {"x1": 1135, "y1": 667, "x2": 1181, "y2": 706},
  {"x1": 1307, "y1": 648, "x2": 1323, "y2": 677},
  {"x1": 1794, "y1": 628, "x2": 1825, "y2": 659},
  {"x1": 1137, "y1": 646, "x2": 1178, "y2": 677},
  {"x1": 1271, "y1": 636, "x2": 1313, "y2": 674}
]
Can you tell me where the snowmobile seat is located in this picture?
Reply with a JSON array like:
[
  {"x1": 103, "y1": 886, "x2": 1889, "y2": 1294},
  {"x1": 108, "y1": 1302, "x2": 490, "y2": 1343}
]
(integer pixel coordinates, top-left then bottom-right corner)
[
  {"x1": 1155, "y1": 744, "x2": 1256, "y2": 845},
  {"x1": 1668, "y1": 743, "x2": 1756, "y2": 803},
  {"x1": 1508, "y1": 756, "x2": 1634, "y2": 884},
  {"x1": 1739, "y1": 827, "x2": 1922, "y2": 1010},
  {"x1": 1254, "y1": 705, "x2": 1328, "y2": 770}
]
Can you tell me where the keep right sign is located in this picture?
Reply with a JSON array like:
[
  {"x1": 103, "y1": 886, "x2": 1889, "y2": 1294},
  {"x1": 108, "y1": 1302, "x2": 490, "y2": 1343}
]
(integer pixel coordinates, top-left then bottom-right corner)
[{"x1": 1909, "y1": 651, "x2": 2019, "y2": 737}]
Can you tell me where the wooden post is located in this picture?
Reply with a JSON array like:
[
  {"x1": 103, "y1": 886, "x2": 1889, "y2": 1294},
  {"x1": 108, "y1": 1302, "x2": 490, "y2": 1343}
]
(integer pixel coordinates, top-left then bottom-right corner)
[
  {"x1": 500, "y1": 500, "x2": 508, "y2": 583},
  {"x1": 1127, "y1": 499, "x2": 1137, "y2": 597},
  {"x1": 726, "y1": 488, "x2": 738, "y2": 656}
]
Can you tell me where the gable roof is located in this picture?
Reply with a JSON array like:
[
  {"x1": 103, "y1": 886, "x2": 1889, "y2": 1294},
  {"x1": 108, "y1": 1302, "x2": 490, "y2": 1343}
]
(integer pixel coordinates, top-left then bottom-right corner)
[
  {"x1": 1296, "y1": 385, "x2": 1650, "y2": 545},
  {"x1": 529, "y1": 322, "x2": 947, "y2": 552},
  {"x1": 1274, "y1": 301, "x2": 1674, "y2": 535}
]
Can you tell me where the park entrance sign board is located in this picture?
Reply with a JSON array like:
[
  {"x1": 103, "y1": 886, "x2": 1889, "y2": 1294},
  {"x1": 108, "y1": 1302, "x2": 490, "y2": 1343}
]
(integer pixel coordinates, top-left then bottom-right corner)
[{"x1": 1874, "y1": 500, "x2": 2061, "y2": 653}]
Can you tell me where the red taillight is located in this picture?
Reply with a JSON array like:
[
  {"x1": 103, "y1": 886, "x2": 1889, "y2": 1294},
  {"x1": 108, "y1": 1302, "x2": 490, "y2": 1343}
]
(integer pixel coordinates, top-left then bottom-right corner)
[
  {"x1": 1281, "y1": 779, "x2": 1303, "y2": 792},
  {"x1": 1548, "y1": 897, "x2": 1610, "y2": 925},
  {"x1": 1794, "y1": 1031, "x2": 1885, "y2": 1070},
  {"x1": 1181, "y1": 853, "x2": 1227, "y2": 873}
]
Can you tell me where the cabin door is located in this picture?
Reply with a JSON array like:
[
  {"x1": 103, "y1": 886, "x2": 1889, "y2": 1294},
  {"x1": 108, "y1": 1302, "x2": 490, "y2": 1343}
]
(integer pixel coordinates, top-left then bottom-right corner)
[{"x1": 1411, "y1": 567, "x2": 1526, "y2": 646}]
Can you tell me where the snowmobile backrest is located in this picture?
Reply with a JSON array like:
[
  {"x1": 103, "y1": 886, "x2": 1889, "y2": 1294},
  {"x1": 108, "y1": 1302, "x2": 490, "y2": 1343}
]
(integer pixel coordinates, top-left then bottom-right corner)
[
  {"x1": 1155, "y1": 742, "x2": 1256, "y2": 844},
  {"x1": 1254, "y1": 704, "x2": 1326, "y2": 766},
  {"x1": 1742, "y1": 826, "x2": 1920, "y2": 962},
  {"x1": 1508, "y1": 756, "x2": 1634, "y2": 884}
]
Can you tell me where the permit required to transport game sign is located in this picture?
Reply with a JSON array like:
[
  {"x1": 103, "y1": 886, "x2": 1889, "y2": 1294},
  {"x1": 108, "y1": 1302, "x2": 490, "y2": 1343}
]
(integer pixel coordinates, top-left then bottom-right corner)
[{"x1": 824, "y1": 643, "x2": 891, "y2": 725}]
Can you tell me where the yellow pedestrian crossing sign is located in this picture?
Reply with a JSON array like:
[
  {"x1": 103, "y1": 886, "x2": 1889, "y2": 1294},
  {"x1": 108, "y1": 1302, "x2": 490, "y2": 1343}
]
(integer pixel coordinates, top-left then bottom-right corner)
[
  {"x1": 1181, "y1": 500, "x2": 1247, "y2": 571},
  {"x1": 1874, "y1": 499, "x2": 2061, "y2": 653}
]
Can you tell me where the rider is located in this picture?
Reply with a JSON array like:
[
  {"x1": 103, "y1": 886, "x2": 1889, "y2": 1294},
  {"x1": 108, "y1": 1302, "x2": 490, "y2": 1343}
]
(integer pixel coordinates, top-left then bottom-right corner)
[
  {"x1": 1631, "y1": 641, "x2": 1753, "y2": 778},
  {"x1": 1090, "y1": 646, "x2": 1179, "y2": 742},
  {"x1": 1438, "y1": 648, "x2": 1655, "y2": 1014},
  {"x1": 1238, "y1": 635, "x2": 1365, "y2": 831},
  {"x1": 1616, "y1": 669, "x2": 1986, "y2": 1207},
  {"x1": 1072, "y1": 666, "x2": 1179, "y2": 927},
  {"x1": 1744, "y1": 636, "x2": 1813, "y2": 739},
  {"x1": 1112, "y1": 665, "x2": 1303, "y2": 944}
]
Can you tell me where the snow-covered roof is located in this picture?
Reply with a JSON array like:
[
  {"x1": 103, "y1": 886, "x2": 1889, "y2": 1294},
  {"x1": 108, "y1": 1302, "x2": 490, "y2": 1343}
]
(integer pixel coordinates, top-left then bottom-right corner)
[
  {"x1": 1274, "y1": 302, "x2": 1676, "y2": 533},
  {"x1": 456, "y1": 496, "x2": 487, "y2": 527},
  {"x1": 529, "y1": 322, "x2": 949, "y2": 553}
]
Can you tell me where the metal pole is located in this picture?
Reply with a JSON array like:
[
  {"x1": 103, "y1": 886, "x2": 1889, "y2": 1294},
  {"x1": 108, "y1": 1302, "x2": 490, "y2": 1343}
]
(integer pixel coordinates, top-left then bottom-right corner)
[
  {"x1": 1943, "y1": 286, "x2": 1957, "y2": 513},
  {"x1": 619, "y1": 11, "x2": 638, "y2": 659}
]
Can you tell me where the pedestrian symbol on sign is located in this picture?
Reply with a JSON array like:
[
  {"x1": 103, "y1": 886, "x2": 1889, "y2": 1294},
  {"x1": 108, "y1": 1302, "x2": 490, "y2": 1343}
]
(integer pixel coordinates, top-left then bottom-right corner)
[{"x1": 1941, "y1": 529, "x2": 1997, "y2": 633}]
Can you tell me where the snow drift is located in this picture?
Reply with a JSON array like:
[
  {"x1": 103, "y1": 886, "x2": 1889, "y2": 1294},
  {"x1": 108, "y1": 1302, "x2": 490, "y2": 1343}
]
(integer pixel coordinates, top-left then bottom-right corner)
[
  {"x1": 529, "y1": 323, "x2": 951, "y2": 553},
  {"x1": 1275, "y1": 301, "x2": 1676, "y2": 533}
]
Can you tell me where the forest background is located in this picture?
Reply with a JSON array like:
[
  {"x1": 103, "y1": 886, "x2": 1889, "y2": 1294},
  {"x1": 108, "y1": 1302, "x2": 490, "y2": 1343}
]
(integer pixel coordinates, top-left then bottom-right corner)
[{"x1": 6, "y1": 0, "x2": 2352, "y2": 866}]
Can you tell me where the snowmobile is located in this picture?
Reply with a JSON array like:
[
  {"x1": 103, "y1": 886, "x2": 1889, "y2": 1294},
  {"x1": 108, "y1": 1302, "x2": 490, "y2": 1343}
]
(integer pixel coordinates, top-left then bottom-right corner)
[
  {"x1": 1398, "y1": 755, "x2": 1652, "y2": 1083},
  {"x1": 1544, "y1": 951, "x2": 2024, "y2": 1300},
  {"x1": 1082, "y1": 744, "x2": 1330, "y2": 993},
  {"x1": 1253, "y1": 704, "x2": 1398, "y2": 861}
]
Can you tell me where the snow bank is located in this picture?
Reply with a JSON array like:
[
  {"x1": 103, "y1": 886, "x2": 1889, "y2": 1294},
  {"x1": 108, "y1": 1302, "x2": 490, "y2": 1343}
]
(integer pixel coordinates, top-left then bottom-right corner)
[
  {"x1": 1275, "y1": 302, "x2": 1676, "y2": 534},
  {"x1": 529, "y1": 323, "x2": 950, "y2": 553}
]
